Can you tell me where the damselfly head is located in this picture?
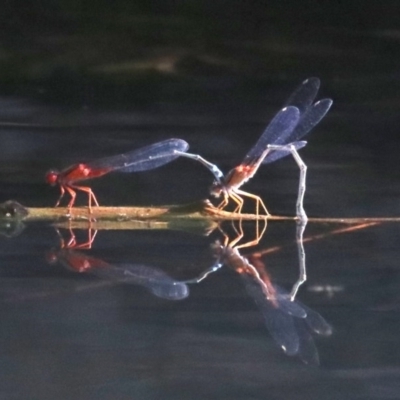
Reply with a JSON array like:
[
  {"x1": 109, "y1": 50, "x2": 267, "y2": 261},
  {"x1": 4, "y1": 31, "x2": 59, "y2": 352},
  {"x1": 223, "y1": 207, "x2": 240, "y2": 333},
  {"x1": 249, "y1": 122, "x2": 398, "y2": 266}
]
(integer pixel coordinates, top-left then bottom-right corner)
[
  {"x1": 210, "y1": 239, "x2": 224, "y2": 254},
  {"x1": 45, "y1": 170, "x2": 59, "y2": 186},
  {"x1": 210, "y1": 180, "x2": 223, "y2": 198}
]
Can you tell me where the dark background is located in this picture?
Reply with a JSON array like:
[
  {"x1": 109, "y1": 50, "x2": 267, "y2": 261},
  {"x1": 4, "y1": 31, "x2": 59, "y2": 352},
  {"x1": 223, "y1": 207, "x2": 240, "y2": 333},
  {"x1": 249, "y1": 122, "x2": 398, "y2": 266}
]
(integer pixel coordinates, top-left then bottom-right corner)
[{"x1": 1, "y1": 2, "x2": 400, "y2": 399}]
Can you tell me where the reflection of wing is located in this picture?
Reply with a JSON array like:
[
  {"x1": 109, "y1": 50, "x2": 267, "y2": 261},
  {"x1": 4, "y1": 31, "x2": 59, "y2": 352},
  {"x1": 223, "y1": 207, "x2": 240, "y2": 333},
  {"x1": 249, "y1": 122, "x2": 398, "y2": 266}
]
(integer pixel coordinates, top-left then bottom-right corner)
[
  {"x1": 242, "y1": 276, "x2": 304, "y2": 355},
  {"x1": 243, "y1": 275, "x2": 331, "y2": 364},
  {"x1": 263, "y1": 306, "x2": 301, "y2": 355},
  {"x1": 244, "y1": 275, "x2": 306, "y2": 318},
  {"x1": 300, "y1": 302, "x2": 332, "y2": 336},
  {"x1": 91, "y1": 264, "x2": 189, "y2": 301},
  {"x1": 293, "y1": 319, "x2": 319, "y2": 364}
]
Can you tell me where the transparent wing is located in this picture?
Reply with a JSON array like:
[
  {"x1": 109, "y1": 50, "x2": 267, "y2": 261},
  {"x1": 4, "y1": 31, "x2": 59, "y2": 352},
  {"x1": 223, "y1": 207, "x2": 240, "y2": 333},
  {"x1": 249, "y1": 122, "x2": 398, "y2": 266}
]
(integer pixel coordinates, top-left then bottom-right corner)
[
  {"x1": 257, "y1": 78, "x2": 332, "y2": 164},
  {"x1": 244, "y1": 273, "x2": 332, "y2": 362},
  {"x1": 301, "y1": 303, "x2": 333, "y2": 336},
  {"x1": 263, "y1": 308, "x2": 300, "y2": 355},
  {"x1": 93, "y1": 264, "x2": 189, "y2": 300},
  {"x1": 243, "y1": 276, "x2": 304, "y2": 355},
  {"x1": 243, "y1": 106, "x2": 300, "y2": 164},
  {"x1": 262, "y1": 283, "x2": 307, "y2": 318},
  {"x1": 274, "y1": 98, "x2": 333, "y2": 146},
  {"x1": 88, "y1": 138, "x2": 189, "y2": 173},
  {"x1": 244, "y1": 78, "x2": 332, "y2": 164},
  {"x1": 262, "y1": 140, "x2": 307, "y2": 165},
  {"x1": 293, "y1": 304, "x2": 332, "y2": 365},
  {"x1": 293, "y1": 319, "x2": 320, "y2": 365},
  {"x1": 284, "y1": 77, "x2": 321, "y2": 114}
]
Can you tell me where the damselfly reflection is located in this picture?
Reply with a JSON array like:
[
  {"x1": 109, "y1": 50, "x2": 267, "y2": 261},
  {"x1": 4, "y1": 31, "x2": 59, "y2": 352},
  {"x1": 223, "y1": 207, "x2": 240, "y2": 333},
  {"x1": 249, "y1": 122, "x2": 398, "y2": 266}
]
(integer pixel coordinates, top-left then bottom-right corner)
[
  {"x1": 181, "y1": 221, "x2": 331, "y2": 364},
  {"x1": 46, "y1": 230, "x2": 189, "y2": 301},
  {"x1": 242, "y1": 265, "x2": 332, "y2": 364},
  {"x1": 177, "y1": 78, "x2": 332, "y2": 221}
]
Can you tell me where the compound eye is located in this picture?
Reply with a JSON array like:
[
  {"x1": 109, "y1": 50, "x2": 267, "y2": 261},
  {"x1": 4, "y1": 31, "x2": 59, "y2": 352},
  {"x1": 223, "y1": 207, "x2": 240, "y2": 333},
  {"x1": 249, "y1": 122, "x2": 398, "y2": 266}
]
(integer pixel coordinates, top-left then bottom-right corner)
[
  {"x1": 45, "y1": 170, "x2": 59, "y2": 186},
  {"x1": 210, "y1": 181, "x2": 222, "y2": 198}
]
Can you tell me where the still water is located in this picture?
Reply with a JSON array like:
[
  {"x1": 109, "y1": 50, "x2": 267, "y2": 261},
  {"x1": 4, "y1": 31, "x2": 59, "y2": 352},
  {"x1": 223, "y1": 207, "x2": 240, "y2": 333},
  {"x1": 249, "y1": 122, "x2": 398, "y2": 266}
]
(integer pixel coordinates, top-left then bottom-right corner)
[{"x1": 0, "y1": 84, "x2": 400, "y2": 400}]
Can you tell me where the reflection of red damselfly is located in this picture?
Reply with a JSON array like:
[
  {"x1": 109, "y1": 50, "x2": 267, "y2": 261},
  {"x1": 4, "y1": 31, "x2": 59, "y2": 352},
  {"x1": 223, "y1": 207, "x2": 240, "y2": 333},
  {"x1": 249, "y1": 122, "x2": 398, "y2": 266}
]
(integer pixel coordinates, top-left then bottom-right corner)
[
  {"x1": 180, "y1": 223, "x2": 331, "y2": 364},
  {"x1": 46, "y1": 228, "x2": 189, "y2": 300},
  {"x1": 46, "y1": 139, "x2": 189, "y2": 211},
  {"x1": 177, "y1": 78, "x2": 332, "y2": 220}
]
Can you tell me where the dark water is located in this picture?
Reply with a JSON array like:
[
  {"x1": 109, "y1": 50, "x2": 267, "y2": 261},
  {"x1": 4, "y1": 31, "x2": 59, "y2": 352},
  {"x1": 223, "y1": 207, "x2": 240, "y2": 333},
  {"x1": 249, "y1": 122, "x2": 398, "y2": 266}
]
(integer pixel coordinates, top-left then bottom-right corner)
[{"x1": 2, "y1": 5, "x2": 400, "y2": 398}]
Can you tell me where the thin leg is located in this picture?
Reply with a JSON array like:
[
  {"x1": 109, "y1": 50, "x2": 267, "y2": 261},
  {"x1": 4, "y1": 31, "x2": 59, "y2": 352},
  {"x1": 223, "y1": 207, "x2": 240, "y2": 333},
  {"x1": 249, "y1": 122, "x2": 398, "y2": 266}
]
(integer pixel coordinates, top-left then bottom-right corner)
[
  {"x1": 290, "y1": 219, "x2": 307, "y2": 300},
  {"x1": 65, "y1": 186, "x2": 77, "y2": 211},
  {"x1": 217, "y1": 192, "x2": 230, "y2": 210},
  {"x1": 229, "y1": 191, "x2": 244, "y2": 214},
  {"x1": 229, "y1": 219, "x2": 245, "y2": 248},
  {"x1": 228, "y1": 192, "x2": 258, "y2": 249},
  {"x1": 57, "y1": 216, "x2": 97, "y2": 249},
  {"x1": 66, "y1": 228, "x2": 77, "y2": 248},
  {"x1": 230, "y1": 220, "x2": 240, "y2": 236},
  {"x1": 267, "y1": 144, "x2": 307, "y2": 221},
  {"x1": 70, "y1": 185, "x2": 100, "y2": 213},
  {"x1": 218, "y1": 227, "x2": 230, "y2": 248},
  {"x1": 234, "y1": 219, "x2": 268, "y2": 250},
  {"x1": 174, "y1": 151, "x2": 224, "y2": 182},
  {"x1": 231, "y1": 189, "x2": 269, "y2": 244},
  {"x1": 55, "y1": 223, "x2": 77, "y2": 249},
  {"x1": 234, "y1": 189, "x2": 270, "y2": 217},
  {"x1": 54, "y1": 227, "x2": 68, "y2": 248},
  {"x1": 55, "y1": 185, "x2": 66, "y2": 207},
  {"x1": 72, "y1": 229, "x2": 98, "y2": 250}
]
